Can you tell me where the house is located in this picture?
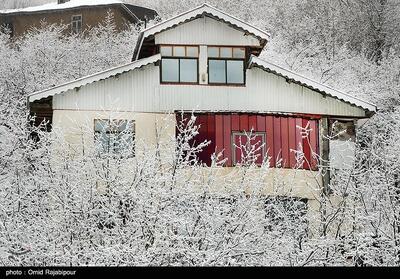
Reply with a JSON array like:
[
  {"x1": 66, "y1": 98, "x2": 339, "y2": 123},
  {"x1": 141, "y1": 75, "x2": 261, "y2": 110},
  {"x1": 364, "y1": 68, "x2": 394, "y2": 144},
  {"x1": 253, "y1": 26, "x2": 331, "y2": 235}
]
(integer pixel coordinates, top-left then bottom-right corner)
[
  {"x1": 27, "y1": 4, "x2": 377, "y2": 208},
  {"x1": 0, "y1": 0, "x2": 158, "y2": 37}
]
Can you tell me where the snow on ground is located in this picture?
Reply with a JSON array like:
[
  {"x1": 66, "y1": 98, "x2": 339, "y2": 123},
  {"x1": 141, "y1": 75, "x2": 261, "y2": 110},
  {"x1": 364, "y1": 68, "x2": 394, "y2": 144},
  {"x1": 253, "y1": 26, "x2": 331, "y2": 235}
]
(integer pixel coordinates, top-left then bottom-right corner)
[{"x1": 0, "y1": 0, "x2": 125, "y2": 14}]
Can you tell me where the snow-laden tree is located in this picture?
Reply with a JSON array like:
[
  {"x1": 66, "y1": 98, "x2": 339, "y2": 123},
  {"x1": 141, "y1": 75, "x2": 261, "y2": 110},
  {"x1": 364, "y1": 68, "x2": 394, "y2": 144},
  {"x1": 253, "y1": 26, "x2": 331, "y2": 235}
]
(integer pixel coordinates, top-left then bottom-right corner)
[
  {"x1": 1, "y1": 0, "x2": 400, "y2": 266},
  {"x1": 0, "y1": 111, "x2": 313, "y2": 266}
]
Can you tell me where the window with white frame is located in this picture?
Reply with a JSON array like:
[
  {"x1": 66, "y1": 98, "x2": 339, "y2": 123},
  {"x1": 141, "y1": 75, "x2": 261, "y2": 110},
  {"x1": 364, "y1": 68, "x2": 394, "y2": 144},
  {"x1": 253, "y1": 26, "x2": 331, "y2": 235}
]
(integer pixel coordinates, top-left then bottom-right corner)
[
  {"x1": 94, "y1": 119, "x2": 135, "y2": 155},
  {"x1": 71, "y1": 15, "x2": 82, "y2": 33},
  {"x1": 160, "y1": 45, "x2": 199, "y2": 83},
  {"x1": 208, "y1": 46, "x2": 246, "y2": 85}
]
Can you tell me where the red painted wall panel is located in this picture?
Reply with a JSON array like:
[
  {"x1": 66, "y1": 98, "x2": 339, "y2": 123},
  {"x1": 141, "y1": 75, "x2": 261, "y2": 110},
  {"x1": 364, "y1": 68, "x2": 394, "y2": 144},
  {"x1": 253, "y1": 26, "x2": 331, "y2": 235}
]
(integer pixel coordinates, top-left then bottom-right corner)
[
  {"x1": 256, "y1": 116, "x2": 268, "y2": 165},
  {"x1": 231, "y1": 114, "x2": 240, "y2": 131},
  {"x1": 223, "y1": 115, "x2": 232, "y2": 166},
  {"x1": 215, "y1": 115, "x2": 224, "y2": 158},
  {"x1": 197, "y1": 115, "x2": 207, "y2": 164},
  {"x1": 266, "y1": 116, "x2": 275, "y2": 167},
  {"x1": 309, "y1": 120, "x2": 318, "y2": 170},
  {"x1": 249, "y1": 115, "x2": 258, "y2": 131},
  {"x1": 207, "y1": 114, "x2": 216, "y2": 159},
  {"x1": 281, "y1": 117, "x2": 290, "y2": 168},
  {"x1": 273, "y1": 117, "x2": 282, "y2": 167},
  {"x1": 295, "y1": 118, "x2": 303, "y2": 148},
  {"x1": 177, "y1": 113, "x2": 319, "y2": 170},
  {"x1": 239, "y1": 115, "x2": 249, "y2": 131},
  {"x1": 302, "y1": 119, "x2": 311, "y2": 170},
  {"x1": 288, "y1": 118, "x2": 297, "y2": 168},
  {"x1": 295, "y1": 118, "x2": 303, "y2": 168},
  {"x1": 256, "y1": 116, "x2": 266, "y2": 132}
]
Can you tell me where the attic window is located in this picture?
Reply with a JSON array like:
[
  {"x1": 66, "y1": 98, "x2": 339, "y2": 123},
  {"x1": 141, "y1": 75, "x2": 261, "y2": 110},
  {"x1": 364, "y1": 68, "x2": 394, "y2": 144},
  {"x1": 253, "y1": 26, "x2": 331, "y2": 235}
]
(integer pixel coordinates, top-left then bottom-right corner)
[
  {"x1": 160, "y1": 45, "x2": 199, "y2": 84},
  {"x1": 71, "y1": 15, "x2": 82, "y2": 33},
  {"x1": 208, "y1": 47, "x2": 246, "y2": 85}
]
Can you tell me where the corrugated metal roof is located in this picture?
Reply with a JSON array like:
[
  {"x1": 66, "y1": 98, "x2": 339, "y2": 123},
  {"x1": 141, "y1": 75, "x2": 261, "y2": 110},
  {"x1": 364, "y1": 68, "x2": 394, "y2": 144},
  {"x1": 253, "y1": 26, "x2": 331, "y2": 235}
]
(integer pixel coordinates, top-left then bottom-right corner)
[
  {"x1": 0, "y1": 0, "x2": 124, "y2": 14},
  {"x1": 28, "y1": 54, "x2": 161, "y2": 102},
  {"x1": 132, "y1": 3, "x2": 270, "y2": 61},
  {"x1": 249, "y1": 56, "x2": 377, "y2": 114},
  {"x1": 0, "y1": 0, "x2": 157, "y2": 23}
]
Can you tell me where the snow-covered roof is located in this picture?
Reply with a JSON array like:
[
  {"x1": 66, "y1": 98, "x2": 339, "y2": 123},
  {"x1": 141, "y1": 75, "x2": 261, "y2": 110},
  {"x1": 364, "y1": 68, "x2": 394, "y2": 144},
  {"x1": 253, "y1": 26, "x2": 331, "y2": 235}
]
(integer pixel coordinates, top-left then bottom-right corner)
[
  {"x1": 28, "y1": 54, "x2": 161, "y2": 102},
  {"x1": 0, "y1": 0, "x2": 125, "y2": 14},
  {"x1": 249, "y1": 56, "x2": 377, "y2": 113},
  {"x1": 133, "y1": 3, "x2": 270, "y2": 60},
  {"x1": 0, "y1": 0, "x2": 120, "y2": 14}
]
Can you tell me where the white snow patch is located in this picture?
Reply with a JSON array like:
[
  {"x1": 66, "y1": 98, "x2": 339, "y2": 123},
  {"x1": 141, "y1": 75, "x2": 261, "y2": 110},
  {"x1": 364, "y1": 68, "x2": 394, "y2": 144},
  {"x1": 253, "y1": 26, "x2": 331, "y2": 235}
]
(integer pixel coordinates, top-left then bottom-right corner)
[{"x1": 0, "y1": 0, "x2": 125, "y2": 14}]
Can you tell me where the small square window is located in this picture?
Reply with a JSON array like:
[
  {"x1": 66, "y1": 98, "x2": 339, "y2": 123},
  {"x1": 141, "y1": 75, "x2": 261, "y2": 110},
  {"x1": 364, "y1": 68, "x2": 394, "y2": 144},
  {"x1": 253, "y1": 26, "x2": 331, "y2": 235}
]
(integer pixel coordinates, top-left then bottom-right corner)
[
  {"x1": 173, "y1": 46, "x2": 185, "y2": 57},
  {"x1": 220, "y1": 47, "x2": 233, "y2": 58},
  {"x1": 186, "y1": 46, "x2": 199, "y2": 57},
  {"x1": 208, "y1": 47, "x2": 219, "y2": 58},
  {"x1": 160, "y1": 46, "x2": 173, "y2": 56},
  {"x1": 233, "y1": 47, "x2": 246, "y2": 58}
]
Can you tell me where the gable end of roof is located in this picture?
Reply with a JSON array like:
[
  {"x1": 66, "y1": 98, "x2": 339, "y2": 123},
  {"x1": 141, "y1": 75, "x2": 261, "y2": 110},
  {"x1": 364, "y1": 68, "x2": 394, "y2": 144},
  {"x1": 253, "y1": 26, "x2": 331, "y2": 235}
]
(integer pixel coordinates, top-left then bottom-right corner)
[
  {"x1": 132, "y1": 3, "x2": 270, "y2": 61},
  {"x1": 249, "y1": 56, "x2": 377, "y2": 114},
  {"x1": 28, "y1": 54, "x2": 161, "y2": 103}
]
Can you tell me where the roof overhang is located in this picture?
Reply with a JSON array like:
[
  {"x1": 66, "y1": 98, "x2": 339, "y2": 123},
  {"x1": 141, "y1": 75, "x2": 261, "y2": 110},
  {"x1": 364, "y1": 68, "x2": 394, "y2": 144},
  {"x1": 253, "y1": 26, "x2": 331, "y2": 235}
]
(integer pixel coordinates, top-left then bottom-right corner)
[
  {"x1": 0, "y1": 1, "x2": 156, "y2": 24},
  {"x1": 28, "y1": 54, "x2": 161, "y2": 103},
  {"x1": 249, "y1": 56, "x2": 377, "y2": 116},
  {"x1": 132, "y1": 3, "x2": 270, "y2": 61}
]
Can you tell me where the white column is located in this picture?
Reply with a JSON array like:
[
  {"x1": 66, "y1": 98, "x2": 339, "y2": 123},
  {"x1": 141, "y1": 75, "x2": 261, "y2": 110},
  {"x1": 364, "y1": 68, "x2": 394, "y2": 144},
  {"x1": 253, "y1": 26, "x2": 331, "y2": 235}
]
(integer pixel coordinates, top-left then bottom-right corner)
[{"x1": 199, "y1": 45, "x2": 208, "y2": 85}]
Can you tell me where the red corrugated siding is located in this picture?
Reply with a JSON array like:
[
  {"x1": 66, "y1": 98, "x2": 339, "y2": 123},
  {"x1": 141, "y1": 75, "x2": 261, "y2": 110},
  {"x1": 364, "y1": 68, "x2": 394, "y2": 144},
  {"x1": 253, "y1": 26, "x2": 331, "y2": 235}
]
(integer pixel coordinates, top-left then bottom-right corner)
[
  {"x1": 302, "y1": 119, "x2": 311, "y2": 170},
  {"x1": 273, "y1": 117, "x2": 282, "y2": 167},
  {"x1": 177, "y1": 113, "x2": 319, "y2": 169},
  {"x1": 239, "y1": 115, "x2": 248, "y2": 131},
  {"x1": 223, "y1": 115, "x2": 232, "y2": 166},
  {"x1": 288, "y1": 118, "x2": 297, "y2": 168},
  {"x1": 231, "y1": 114, "x2": 240, "y2": 131},
  {"x1": 249, "y1": 115, "x2": 258, "y2": 131},
  {"x1": 207, "y1": 114, "x2": 216, "y2": 157},
  {"x1": 215, "y1": 115, "x2": 224, "y2": 158},
  {"x1": 281, "y1": 117, "x2": 289, "y2": 168},
  {"x1": 309, "y1": 120, "x2": 319, "y2": 170},
  {"x1": 266, "y1": 116, "x2": 275, "y2": 167}
]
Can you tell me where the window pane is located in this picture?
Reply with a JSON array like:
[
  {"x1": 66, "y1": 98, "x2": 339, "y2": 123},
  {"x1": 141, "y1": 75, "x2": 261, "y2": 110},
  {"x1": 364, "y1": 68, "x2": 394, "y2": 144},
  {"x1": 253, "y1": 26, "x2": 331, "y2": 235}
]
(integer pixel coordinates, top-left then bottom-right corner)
[
  {"x1": 208, "y1": 47, "x2": 219, "y2": 58},
  {"x1": 94, "y1": 119, "x2": 135, "y2": 154},
  {"x1": 94, "y1": 120, "x2": 110, "y2": 153},
  {"x1": 227, "y1": 60, "x2": 244, "y2": 84},
  {"x1": 209, "y1": 60, "x2": 226, "y2": 83},
  {"x1": 220, "y1": 47, "x2": 232, "y2": 58},
  {"x1": 160, "y1": 46, "x2": 172, "y2": 56},
  {"x1": 180, "y1": 59, "x2": 197, "y2": 83},
  {"x1": 186, "y1": 46, "x2": 198, "y2": 57},
  {"x1": 161, "y1": 58, "x2": 179, "y2": 82},
  {"x1": 233, "y1": 47, "x2": 245, "y2": 58},
  {"x1": 94, "y1": 119, "x2": 108, "y2": 132},
  {"x1": 173, "y1": 46, "x2": 185, "y2": 57},
  {"x1": 115, "y1": 120, "x2": 127, "y2": 132}
]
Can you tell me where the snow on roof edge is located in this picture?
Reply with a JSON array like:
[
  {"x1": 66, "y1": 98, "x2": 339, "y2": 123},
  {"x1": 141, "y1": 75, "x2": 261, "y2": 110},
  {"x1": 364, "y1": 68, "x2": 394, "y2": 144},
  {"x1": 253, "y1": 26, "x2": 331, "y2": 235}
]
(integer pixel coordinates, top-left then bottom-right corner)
[
  {"x1": 0, "y1": 0, "x2": 133, "y2": 14},
  {"x1": 28, "y1": 54, "x2": 161, "y2": 102},
  {"x1": 249, "y1": 56, "x2": 377, "y2": 113},
  {"x1": 133, "y1": 3, "x2": 270, "y2": 61}
]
